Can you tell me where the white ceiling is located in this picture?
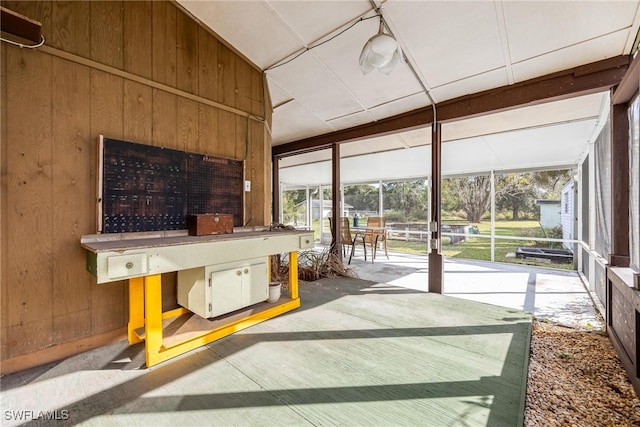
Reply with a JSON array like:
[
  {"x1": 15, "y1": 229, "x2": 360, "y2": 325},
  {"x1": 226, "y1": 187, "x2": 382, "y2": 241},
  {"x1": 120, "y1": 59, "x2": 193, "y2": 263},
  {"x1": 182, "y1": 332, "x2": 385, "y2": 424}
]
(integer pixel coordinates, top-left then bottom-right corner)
[{"x1": 178, "y1": 0, "x2": 640, "y2": 181}]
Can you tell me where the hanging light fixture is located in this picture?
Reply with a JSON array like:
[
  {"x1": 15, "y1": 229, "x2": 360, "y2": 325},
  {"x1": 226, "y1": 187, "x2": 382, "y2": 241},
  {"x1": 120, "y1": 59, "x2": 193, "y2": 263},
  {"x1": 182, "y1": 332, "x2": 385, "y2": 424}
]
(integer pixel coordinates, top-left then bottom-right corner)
[{"x1": 359, "y1": 16, "x2": 402, "y2": 75}]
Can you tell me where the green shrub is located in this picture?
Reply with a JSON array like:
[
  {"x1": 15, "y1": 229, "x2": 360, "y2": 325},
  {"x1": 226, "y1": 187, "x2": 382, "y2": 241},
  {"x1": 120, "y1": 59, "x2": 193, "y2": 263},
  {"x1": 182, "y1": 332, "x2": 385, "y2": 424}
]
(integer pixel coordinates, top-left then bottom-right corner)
[{"x1": 383, "y1": 210, "x2": 405, "y2": 222}]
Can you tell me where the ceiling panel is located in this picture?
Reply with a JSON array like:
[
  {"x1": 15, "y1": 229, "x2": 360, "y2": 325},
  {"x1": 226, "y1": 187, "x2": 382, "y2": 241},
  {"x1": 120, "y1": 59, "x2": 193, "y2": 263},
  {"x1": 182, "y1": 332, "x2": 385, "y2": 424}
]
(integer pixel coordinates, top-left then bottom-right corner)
[
  {"x1": 179, "y1": 0, "x2": 300, "y2": 68},
  {"x1": 267, "y1": 52, "x2": 364, "y2": 121},
  {"x1": 178, "y1": 0, "x2": 640, "y2": 183},
  {"x1": 368, "y1": 92, "x2": 432, "y2": 121},
  {"x1": 512, "y1": 31, "x2": 632, "y2": 82},
  {"x1": 266, "y1": 0, "x2": 371, "y2": 46},
  {"x1": 271, "y1": 100, "x2": 331, "y2": 143},
  {"x1": 326, "y1": 110, "x2": 374, "y2": 132},
  {"x1": 503, "y1": 1, "x2": 639, "y2": 63},
  {"x1": 385, "y1": 0, "x2": 507, "y2": 89},
  {"x1": 430, "y1": 68, "x2": 511, "y2": 103}
]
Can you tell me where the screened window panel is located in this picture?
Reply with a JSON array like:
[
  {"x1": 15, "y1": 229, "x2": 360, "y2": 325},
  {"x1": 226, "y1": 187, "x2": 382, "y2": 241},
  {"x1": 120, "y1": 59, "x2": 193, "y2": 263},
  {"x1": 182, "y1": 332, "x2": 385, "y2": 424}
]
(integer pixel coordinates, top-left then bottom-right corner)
[
  {"x1": 581, "y1": 158, "x2": 590, "y2": 242},
  {"x1": 629, "y1": 94, "x2": 640, "y2": 274},
  {"x1": 594, "y1": 119, "x2": 611, "y2": 259}
]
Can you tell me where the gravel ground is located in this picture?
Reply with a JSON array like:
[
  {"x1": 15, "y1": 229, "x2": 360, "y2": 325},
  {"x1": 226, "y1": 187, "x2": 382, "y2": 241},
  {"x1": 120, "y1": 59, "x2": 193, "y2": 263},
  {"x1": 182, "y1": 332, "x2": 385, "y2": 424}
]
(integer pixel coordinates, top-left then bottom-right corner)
[{"x1": 525, "y1": 320, "x2": 640, "y2": 426}]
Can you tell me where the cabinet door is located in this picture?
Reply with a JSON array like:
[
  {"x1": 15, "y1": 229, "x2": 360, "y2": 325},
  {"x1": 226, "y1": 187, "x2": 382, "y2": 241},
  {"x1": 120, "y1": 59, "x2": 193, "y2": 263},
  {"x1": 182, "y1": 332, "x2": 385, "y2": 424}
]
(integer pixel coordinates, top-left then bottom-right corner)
[
  {"x1": 243, "y1": 262, "x2": 268, "y2": 306},
  {"x1": 210, "y1": 268, "x2": 243, "y2": 317}
]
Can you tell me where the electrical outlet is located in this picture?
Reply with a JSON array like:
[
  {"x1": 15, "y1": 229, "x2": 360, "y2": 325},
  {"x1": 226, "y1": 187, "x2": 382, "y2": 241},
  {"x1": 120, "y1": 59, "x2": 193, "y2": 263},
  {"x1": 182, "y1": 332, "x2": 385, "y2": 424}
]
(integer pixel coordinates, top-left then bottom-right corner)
[{"x1": 244, "y1": 180, "x2": 251, "y2": 192}]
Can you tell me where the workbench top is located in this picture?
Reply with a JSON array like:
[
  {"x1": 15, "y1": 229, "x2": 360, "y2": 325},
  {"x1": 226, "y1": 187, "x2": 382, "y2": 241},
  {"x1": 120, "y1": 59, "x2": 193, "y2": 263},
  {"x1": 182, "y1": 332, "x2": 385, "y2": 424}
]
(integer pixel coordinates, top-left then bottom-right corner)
[
  {"x1": 81, "y1": 227, "x2": 311, "y2": 253},
  {"x1": 81, "y1": 227, "x2": 314, "y2": 284}
]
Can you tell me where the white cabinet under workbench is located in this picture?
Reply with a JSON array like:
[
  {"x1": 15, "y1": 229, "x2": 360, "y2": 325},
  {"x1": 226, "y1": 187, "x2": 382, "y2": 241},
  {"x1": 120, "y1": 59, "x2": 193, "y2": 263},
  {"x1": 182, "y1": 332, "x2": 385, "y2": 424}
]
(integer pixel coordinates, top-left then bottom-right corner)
[{"x1": 177, "y1": 257, "x2": 268, "y2": 319}]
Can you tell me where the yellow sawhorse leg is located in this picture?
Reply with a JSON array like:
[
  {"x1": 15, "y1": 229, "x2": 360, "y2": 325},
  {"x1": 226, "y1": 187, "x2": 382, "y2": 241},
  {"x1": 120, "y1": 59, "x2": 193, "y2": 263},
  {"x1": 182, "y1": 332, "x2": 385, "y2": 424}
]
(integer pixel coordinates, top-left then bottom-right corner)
[
  {"x1": 289, "y1": 251, "x2": 299, "y2": 299},
  {"x1": 128, "y1": 277, "x2": 145, "y2": 344},
  {"x1": 143, "y1": 274, "x2": 163, "y2": 368}
]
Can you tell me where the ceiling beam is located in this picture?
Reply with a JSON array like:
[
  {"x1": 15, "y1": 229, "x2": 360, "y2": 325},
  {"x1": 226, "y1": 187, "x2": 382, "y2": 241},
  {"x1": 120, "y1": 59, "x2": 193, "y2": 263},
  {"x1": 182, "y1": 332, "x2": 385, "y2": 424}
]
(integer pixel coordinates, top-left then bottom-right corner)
[
  {"x1": 273, "y1": 55, "x2": 630, "y2": 158},
  {"x1": 612, "y1": 51, "x2": 639, "y2": 105}
]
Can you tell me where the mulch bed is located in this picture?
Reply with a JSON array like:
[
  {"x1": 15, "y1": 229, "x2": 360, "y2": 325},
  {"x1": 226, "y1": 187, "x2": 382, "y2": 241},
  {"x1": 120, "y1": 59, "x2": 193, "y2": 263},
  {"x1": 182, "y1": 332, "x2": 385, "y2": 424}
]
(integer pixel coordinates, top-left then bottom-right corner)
[{"x1": 525, "y1": 320, "x2": 640, "y2": 426}]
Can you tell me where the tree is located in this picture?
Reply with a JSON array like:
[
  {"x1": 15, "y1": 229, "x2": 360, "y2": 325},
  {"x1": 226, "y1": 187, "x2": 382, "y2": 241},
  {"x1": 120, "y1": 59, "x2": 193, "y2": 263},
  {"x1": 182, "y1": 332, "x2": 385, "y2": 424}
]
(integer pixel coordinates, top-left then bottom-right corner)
[
  {"x1": 343, "y1": 184, "x2": 379, "y2": 213},
  {"x1": 382, "y1": 181, "x2": 429, "y2": 221},
  {"x1": 443, "y1": 170, "x2": 573, "y2": 223},
  {"x1": 531, "y1": 170, "x2": 571, "y2": 198},
  {"x1": 495, "y1": 173, "x2": 537, "y2": 220},
  {"x1": 444, "y1": 176, "x2": 493, "y2": 223},
  {"x1": 281, "y1": 189, "x2": 306, "y2": 224}
]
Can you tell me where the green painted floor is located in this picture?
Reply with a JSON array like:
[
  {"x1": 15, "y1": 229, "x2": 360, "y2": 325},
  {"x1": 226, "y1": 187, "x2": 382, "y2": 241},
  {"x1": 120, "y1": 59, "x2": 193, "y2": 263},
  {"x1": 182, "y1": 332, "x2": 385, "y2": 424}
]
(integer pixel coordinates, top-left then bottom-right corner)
[{"x1": 1, "y1": 277, "x2": 532, "y2": 427}]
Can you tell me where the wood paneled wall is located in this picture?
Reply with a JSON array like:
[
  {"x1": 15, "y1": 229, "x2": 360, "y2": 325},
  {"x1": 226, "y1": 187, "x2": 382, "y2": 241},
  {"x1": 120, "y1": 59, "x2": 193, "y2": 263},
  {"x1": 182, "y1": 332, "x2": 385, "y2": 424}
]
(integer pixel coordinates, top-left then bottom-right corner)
[{"x1": 0, "y1": 1, "x2": 272, "y2": 371}]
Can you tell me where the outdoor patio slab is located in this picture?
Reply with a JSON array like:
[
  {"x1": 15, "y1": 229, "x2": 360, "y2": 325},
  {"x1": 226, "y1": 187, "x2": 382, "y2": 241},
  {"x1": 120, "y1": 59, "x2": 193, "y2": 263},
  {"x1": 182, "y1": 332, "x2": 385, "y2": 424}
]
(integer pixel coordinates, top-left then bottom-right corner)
[{"x1": 1, "y1": 277, "x2": 531, "y2": 427}]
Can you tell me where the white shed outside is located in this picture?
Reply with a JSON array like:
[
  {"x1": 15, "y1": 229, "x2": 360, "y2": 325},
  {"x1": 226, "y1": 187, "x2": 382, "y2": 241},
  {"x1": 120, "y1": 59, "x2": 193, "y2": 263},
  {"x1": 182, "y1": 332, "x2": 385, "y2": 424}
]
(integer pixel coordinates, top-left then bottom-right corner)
[
  {"x1": 560, "y1": 181, "x2": 575, "y2": 251},
  {"x1": 535, "y1": 199, "x2": 561, "y2": 229}
]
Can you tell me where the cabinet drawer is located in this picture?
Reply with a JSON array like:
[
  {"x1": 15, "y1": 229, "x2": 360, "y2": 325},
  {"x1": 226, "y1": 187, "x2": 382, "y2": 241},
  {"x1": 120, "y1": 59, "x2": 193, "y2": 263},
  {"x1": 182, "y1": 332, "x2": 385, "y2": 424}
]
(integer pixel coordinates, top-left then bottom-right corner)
[{"x1": 107, "y1": 253, "x2": 148, "y2": 279}]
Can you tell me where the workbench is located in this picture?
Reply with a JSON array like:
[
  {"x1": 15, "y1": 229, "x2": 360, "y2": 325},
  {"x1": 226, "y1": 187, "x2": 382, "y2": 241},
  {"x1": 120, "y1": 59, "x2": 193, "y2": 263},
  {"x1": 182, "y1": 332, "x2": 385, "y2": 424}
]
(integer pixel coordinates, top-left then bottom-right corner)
[{"x1": 81, "y1": 228, "x2": 314, "y2": 367}]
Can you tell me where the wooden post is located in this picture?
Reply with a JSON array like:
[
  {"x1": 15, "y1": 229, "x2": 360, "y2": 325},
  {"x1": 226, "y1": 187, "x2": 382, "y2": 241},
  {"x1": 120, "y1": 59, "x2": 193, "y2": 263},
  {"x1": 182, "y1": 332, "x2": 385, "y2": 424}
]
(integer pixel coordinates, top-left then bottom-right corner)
[
  {"x1": 609, "y1": 100, "x2": 630, "y2": 267},
  {"x1": 331, "y1": 143, "x2": 341, "y2": 259},
  {"x1": 429, "y1": 122, "x2": 443, "y2": 294}
]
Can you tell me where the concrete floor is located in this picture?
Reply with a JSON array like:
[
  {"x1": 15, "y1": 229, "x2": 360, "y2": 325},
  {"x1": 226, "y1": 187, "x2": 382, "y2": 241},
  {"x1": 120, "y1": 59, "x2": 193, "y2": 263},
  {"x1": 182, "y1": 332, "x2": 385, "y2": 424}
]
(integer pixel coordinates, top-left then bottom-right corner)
[
  {"x1": 345, "y1": 249, "x2": 603, "y2": 330},
  {"x1": 1, "y1": 250, "x2": 600, "y2": 426}
]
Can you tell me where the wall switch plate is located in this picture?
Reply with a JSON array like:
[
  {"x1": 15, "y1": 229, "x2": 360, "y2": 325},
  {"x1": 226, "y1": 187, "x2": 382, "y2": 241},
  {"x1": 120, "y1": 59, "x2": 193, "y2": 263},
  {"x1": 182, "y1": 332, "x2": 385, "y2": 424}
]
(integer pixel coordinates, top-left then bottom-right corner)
[{"x1": 244, "y1": 180, "x2": 251, "y2": 192}]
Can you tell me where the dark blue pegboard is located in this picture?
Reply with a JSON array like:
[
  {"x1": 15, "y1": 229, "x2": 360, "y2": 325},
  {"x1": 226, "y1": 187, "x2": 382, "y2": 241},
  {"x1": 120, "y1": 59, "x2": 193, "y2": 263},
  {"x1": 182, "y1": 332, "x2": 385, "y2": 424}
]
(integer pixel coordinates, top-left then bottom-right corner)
[{"x1": 101, "y1": 138, "x2": 243, "y2": 233}]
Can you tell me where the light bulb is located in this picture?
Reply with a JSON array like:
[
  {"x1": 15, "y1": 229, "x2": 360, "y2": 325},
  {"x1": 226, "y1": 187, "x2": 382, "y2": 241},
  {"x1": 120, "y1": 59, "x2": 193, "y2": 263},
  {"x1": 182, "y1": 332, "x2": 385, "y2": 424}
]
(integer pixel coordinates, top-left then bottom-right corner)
[{"x1": 370, "y1": 34, "x2": 397, "y2": 56}]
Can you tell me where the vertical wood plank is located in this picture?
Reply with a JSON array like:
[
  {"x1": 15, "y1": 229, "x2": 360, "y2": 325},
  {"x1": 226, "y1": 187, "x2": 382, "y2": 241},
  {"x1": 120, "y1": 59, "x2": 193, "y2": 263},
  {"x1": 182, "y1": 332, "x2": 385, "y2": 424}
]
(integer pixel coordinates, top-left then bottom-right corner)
[
  {"x1": 51, "y1": 57, "x2": 92, "y2": 342},
  {"x1": 90, "y1": 1, "x2": 124, "y2": 69},
  {"x1": 90, "y1": 69, "x2": 125, "y2": 334},
  {"x1": 123, "y1": 80, "x2": 153, "y2": 144},
  {"x1": 50, "y1": 1, "x2": 91, "y2": 57},
  {"x1": 235, "y1": 59, "x2": 252, "y2": 160},
  {"x1": 53, "y1": 310, "x2": 91, "y2": 343},
  {"x1": 5, "y1": 47, "x2": 54, "y2": 354},
  {"x1": 90, "y1": 70, "x2": 124, "y2": 139},
  {"x1": 176, "y1": 9, "x2": 198, "y2": 94},
  {"x1": 251, "y1": 68, "x2": 265, "y2": 117},
  {"x1": 90, "y1": 302, "x2": 125, "y2": 335},
  {"x1": 245, "y1": 119, "x2": 269, "y2": 226},
  {"x1": 5, "y1": 320, "x2": 54, "y2": 358},
  {"x1": 263, "y1": 73, "x2": 273, "y2": 129},
  {"x1": 218, "y1": 110, "x2": 236, "y2": 159},
  {"x1": 152, "y1": 89, "x2": 177, "y2": 149},
  {"x1": 178, "y1": 98, "x2": 199, "y2": 152},
  {"x1": 198, "y1": 27, "x2": 219, "y2": 103},
  {"x1": 198, "y1": 104, "x2": 219, "y2": 154},
  {"x1": 218, "y1": 44, "x2": 236, "y2": 108},
  {"x1": 123, "y1": 0, "x2": 152, "y2": 80},
  {"x1": 1, "y1": 43, "x2": 8, "y2": 359},
  {"x1": 152, "y1": 1, "x2": 177, "y2": 87},
  {"x1": 250, "y1": 120, "x2": 270, "y2": 226},
  {"x1": 235, "y1": 116, "x2": 247, "y2": 160},
  {"x1": 236, "y1": 59, "x2": 252, "y2": 113}
]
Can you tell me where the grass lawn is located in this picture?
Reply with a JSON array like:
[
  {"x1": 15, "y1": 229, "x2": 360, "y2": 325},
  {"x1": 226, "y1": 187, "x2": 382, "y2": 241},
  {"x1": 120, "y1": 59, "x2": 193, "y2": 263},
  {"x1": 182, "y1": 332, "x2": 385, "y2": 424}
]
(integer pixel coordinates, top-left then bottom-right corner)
[{"x1": 387, "y1": 220, "x2": 574, "y2": 270}]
